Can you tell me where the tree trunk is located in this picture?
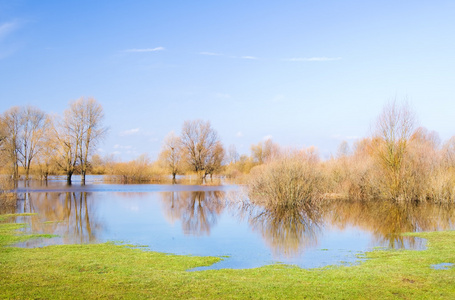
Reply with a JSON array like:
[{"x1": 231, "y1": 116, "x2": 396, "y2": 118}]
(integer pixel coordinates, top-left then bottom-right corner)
[
  {"x1": 66, "y1": 172, "x2": 73, "y2": 185},
  {"x1": 81, "y1": 171, "x2": 86, "y2": 185}
]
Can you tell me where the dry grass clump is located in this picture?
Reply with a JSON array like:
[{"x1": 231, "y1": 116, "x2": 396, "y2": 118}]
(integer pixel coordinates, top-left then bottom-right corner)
[
  {"x1": 323, "y1": 131, "x2": 455, "y2": 203},
  {"x1": 322, "y1": 139, "x2": 379, "y2": 201},
  {"x1": 248, "y1": 149, "x2": 323, "y2": 209},
  {"x1": 109, "y1": 154, "x2": 160, "y2": 183}
]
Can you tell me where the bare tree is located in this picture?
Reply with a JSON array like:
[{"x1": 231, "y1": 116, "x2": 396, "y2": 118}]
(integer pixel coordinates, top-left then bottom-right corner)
[
  {"x1": 227, "y1": 144, "x2": 239, "y2": 164},
  {"x1": 180, "y1": 120, "x2": 222, "y2": 180},
  {"x1": 18, "y1": 106, "x2": 49, "y2": 180},
  {"x1": 372, "y1": 101, "x2": 416, "y2": 200},
  {"x1": 336, "y1": 140, "x2": 351, "y2": 158},
  {"x1": 1, "y1": 107, "x2": 22, "y2": 180},
  {"x1": 204, "y1": 142, "x2": 225, "y2": 180},
  {"x1": 251, "y1": 138, "x2": 280, "y2": 164},
  {"x1": 55, "y1": 98, "x2": 106, "y2": 184},
  {"x1": 35, "y1": 117, "x2": 58, "y2": 181},
  {"x1": 158, "y1": 131, "x2": 183, "y2": 183},
  {"x1": 54, "y1": 111, "x2": 80, "y2": 184},
  {"x1": 76, "y1": 98, "x2": 106, "y2": 184}
]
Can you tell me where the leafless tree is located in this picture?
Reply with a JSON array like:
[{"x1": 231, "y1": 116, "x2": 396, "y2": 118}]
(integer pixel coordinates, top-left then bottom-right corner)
[
  {"x1": 251, "y1": 138, "x2": 280, "y2": 164},
  {"x1": 18, "y1": 106, "x2": 49, "y2": 180},
  {"x1": 76, "y1": 98, "x2": 106, "y2": 184},
  {"x1": 180, "y1": 120, "x2": 222, "y2": 180},
  {"x1": 204, "y1": 142, "x2": 225, "y2": 180},
  {"x1": 55, "y1": 97, "x2": 107, "y2": 184},
  {"x1": 372, "y1": 101, "x2": 416, "y2": 200},
  {"x1": 158, "y1": 131, "x2": 183, "y2": 183},
  {"x1": 54, "y1": 111, "x2": 80, "y2": 184},
  {"x1": 227, "y1": 144, "x2": 239, "y2": 164},
  {"x1": 35, "y1": 117, "x2": 58, "y2": 181},
  {"x1": 1, "y1": 107, "x2": 22, "y2": 180}
]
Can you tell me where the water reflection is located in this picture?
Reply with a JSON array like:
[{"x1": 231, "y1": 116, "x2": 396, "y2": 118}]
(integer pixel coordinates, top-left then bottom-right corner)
[
  {"x1": 248, "y1": 205, "x2": 322, "y2": 257},
  {"x1": 159, "y1": 191, "x2": 225, "y2": 236},
  {"x1": 4, "y1": 183, "x2": 455, "y2": 268},
  {"x1": 15, "y1": 191, "x2": 100, "y2": 246},
  {"x1": 326, "y1": 200, "x2": 455, "y2": 249}
]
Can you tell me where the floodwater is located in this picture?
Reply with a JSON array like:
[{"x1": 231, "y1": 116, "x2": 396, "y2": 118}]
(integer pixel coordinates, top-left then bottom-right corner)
[{"x1": 5, "y1": 176, "x2": 455, "y2": 269}]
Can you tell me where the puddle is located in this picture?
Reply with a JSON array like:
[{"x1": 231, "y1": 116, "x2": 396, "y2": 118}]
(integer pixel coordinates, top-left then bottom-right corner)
[{"x1": 430, "y1": 263, "x2": 454, "y2": 270}]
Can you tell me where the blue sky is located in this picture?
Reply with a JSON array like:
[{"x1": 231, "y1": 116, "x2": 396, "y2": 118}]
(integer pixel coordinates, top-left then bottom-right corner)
[{"x1": 1, "y1": 0, "x2": 455, "y2": 160}]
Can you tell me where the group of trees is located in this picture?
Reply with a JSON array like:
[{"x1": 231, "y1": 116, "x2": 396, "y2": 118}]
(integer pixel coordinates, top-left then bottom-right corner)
[
  {"x1": 2, "y1": 98, "x2": 455, "y2": 204},
  {"x1": 0, "y1": 98, "x2": 106, "y2": 184},
  {"x1": 159, "y1": 120, "x2": 225, "y2": 182},
  {"x1": 247, "y1": 101, "x2": 455, "y2": 206}
]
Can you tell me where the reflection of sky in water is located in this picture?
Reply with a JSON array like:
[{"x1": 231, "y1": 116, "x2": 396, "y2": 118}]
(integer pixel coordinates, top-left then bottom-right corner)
[{"x1": 11, "y1": 180, "x2": 451, "y2": 269}]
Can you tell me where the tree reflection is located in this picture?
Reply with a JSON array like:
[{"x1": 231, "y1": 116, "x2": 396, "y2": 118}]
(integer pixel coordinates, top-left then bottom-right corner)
[
  {"x1": 326, "y1": 200, "x2": 455, "y2": 248},
  {"x1": 248, "y1": 204, "x2": 322, "y2": 258},
  {"x1": 159, "y1": 191, "x2": 225, "y2": 236},
  {"x1": 15, "y1": 191, "x2": 101, "y2": 245}
]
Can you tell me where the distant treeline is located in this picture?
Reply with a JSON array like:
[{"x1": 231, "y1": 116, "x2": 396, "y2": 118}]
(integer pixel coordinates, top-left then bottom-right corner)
[
  {"x1": 248, "y1": 102, "x2": 455, "y2": 205},
  {"x1": 1, "y1": 100, "x2": 455, "y2": 203}
]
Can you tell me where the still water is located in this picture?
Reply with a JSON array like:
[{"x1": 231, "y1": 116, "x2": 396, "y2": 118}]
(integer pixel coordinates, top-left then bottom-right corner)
[{"x1": 7, "y1": 176, "x2": 455, "y2": 269}]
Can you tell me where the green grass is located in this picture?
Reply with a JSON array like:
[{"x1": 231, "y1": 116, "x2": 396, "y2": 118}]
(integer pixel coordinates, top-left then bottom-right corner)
[{"x1": 1, "y1": 214, "x2": 454, "y2": 299}]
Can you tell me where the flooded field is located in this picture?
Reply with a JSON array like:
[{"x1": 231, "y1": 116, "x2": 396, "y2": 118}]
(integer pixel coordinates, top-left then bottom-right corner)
[{"x1": 4, "y1": 176, "x2": 455, "y2": 269}]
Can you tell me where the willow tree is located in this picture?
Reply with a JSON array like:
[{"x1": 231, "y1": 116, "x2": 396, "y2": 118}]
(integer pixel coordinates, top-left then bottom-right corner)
[{"x1": 180, "y1": 120, "x2": 223, "y2": 181}]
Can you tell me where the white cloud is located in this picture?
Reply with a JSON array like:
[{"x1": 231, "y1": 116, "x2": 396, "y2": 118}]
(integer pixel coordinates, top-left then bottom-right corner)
[
  {"x1": 284, "y1": 57, "x2": 341, "y2": 62},
  {"x1": 124, "y1": 47, "x2": 165, "y2": 53},
  {"x1": 119, "y1": 128, "x2": 140, "y2": 136},
  {"x1": 200, "y1": 52, "x2": 222, "y2": 56},
  {"x1": 263, "y1": 135, "x2": 273, "y2": 141},
  {"x1": 236, "y1": 131, "x2": 244, "y2": 138},
  {"x1": 241, "y1": 56, "x2": 259, "y2": 60}
]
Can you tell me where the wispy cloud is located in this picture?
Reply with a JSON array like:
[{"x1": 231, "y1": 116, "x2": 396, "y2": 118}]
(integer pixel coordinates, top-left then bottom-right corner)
[
  {"x1": 241, "y1": 56, "x2": 259, "y2": 60},
  {"x1": 0, "y1": 21, "x2": 20, "y2": 40},
  {"x1": 199, "y1": 52, "x2": 222, "y2": 56},
  {"x1": 119, "y1": 128, "x2": 140, "y2": 136},
  {"x1": 236, "y1": 131, "x2": 244, "y2": 138},
  {"x1": 284, "y1": 57, "x2": 341, "y2": 62},
  {"x1": 124, "y1": 47, "x2": 165, "y2": 53},
  {"x1": 0, "y1": 20, "x2": 22, "y2": 60}
]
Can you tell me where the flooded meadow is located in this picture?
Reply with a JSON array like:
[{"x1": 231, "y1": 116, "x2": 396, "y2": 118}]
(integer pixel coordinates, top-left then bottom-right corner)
[{"x1": 4, "y1": 176, "x2": 455, "y2": 270}]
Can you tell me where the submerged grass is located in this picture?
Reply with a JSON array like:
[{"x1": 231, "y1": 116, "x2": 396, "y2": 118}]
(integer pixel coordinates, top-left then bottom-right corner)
[{"x1": 1, "y1": 214, "x2": 455, "y2": 299}]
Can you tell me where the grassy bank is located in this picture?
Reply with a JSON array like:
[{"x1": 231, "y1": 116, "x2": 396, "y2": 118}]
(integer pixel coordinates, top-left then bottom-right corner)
[{"x1": 1, "y1": 214, "x2": 454, "y2": 299}]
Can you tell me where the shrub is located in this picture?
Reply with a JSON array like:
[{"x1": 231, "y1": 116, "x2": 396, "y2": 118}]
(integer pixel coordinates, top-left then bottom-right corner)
[{"x1": 248, "y1": 150, "x2": 322, "y2": 210}]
